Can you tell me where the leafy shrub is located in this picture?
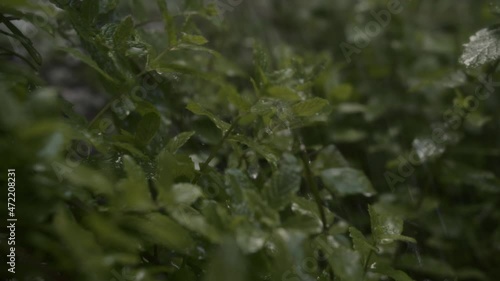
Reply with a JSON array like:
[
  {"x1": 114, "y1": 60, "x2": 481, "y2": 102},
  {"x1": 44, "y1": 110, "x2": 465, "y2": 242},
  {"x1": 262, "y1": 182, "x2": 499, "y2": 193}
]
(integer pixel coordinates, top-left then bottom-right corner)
[{"x1": 1, "y1": 0, "x2": 499, "y2": 281}]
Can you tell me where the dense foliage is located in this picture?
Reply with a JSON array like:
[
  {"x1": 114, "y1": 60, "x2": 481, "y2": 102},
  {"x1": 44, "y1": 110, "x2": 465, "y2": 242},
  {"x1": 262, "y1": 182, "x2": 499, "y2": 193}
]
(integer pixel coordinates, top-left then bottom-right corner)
[{"x1": 1, "y1": 0, "x2": 500, "y2": 280}]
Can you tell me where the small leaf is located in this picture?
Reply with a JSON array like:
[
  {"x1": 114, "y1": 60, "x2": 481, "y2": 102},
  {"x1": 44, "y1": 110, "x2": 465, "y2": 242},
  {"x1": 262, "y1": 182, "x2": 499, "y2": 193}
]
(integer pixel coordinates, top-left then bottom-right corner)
[
  {"x1": 206, "y1": 240, "x2": 247, "y2": 281},
  {"x1": 80, "y1": 0, "x2": 99, "y2": 24},
  {"x1": 113, "y1": 142, "x2": 149, "y2": 160},
  {"x1": 236, "y1": 223, "x2": 268, "y2": 254},
  {"x1": 157, "y1": 0, "x2": 177, "y2": 47},
  {"x1": 60, "y1": 47, "x2": 117, "y2": 83},
  {"x1": 181, "y1": 33, "x2": 208, "y2": 45},
  {"x1": 127, "y1": 213, "x2": 194, "y2": 252},
  {"x1": 168, "y1": 205, "x2": 221, "y2": 243},
  {"x1": 349, "y1": 227, "x2": 378, "y2": 265},
  {"x1": 113, "y1": 16, "x2": 134, "y2": 51},
  {"x1": 115, "y1": 155, "x2": 153, "y2": 211},
  {"x1": 267, "y1": 86, "x2": 301, "y2": 101},
  {"x1": 219, "y1": 85, "x2": 251, "y2": 111},
  {"x1": 157, "y1": 149, "x2": 195, "y2": 188},
  {"x1": 65, "y1": 166, "x2": 114, "y2": 195},
  {"x1": 159, "y1": 183, "x2": 203, "y2": 206},
  {"x1": 326, "y1": 243, "x2": 364, "y2": 281},
  {"x1": 187, "y1": 102, "x2": 231, "y2": 133},
  {"x1": 264, "y1": 153, "x2": 302, "y2": 210},
  {"x1": 229, "y1": 134, "x2": 280, "y2": 166},
  {"x1": 374, "y1": 264, "x2": 415, "y2": 281},
  {"x1": 282, "y1": 213, "x2": 322, "y2": 235},
  {"x1": 460, "y1": 25, "x2": 500, "y2": 68},
  {"x1": 292, "y1": 97, "x2": 330, "y2": 117},
  {"x1": 167, "y1": 131, "x2": 195, "y2": 153},
  {"x1": 311, "y1": 145, "x2": 349, "y2": 173},
  {"x1": 253, "y1": 42, "x2": 269, "y2": 87},
  {"x1": 291, "y1": 196, "x2": 334, "y2": 226},
  {"x1": 135, "y1": 112, "x2": 161, "y2": 145},
  {"x1": 368, "y1": 205, "x2": 416, "y2": 245},
  {"x1": 321, "y1": 168, "x2": 376, "y2": 196},
  {"x1": 53, "y1": 207, "x2": 106, "y2": 279}
]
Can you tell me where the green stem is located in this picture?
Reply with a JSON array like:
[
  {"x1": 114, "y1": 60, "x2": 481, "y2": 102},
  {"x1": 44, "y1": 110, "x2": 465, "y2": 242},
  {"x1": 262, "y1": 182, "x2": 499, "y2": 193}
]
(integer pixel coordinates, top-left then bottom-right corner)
[
  {"x1": 299, "y1": 143, "x2": 328, "y2": 232},
  {"x1": 362, "y1": 250, "x2": 374, "y2": 278}
]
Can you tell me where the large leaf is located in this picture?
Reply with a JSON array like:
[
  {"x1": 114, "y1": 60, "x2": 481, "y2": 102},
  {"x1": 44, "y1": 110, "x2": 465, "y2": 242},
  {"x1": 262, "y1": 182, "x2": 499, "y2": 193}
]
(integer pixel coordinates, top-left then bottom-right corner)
[
  {"x1": 159, "y1": 183, "x2": 203, "y2": 206},
  {"x1": 263, "y1": 153, "x2": 302, "y2": 210},
  {"x1": 460, "y1": 25, "x2": 500, "y2": 68},
  {"x1": 349, "y1": 227, "x2": 378, "y2": 265},
  {"x1": 166, "y1": 131, "x2": 195, "y2": 153},
  {"x1": 292, "y1": 97, "x2": 330, "y2": 117},
  {"x1": 368, "y1": 205, "x2": 416, "y2": 245},
  {"x1": 60, "y1": 47, "x2": 118, "y2": 83},
  {"x1": 114, "y1": 155, "x2": 154, "y2": 211},
  {"x1": 135, "y1": 112, "x2": 161, "y2": 145},
  {"x1": 157, "y1": 149, "x2": 195, "y2": 189},
  {"x1": 127, "y1": 213, "x2": 194, "y2": 251},
  {"x1": 187, "y1": 102, "x2": 231, "y2": 133},
  {"x1": 320, "y1": 167, "x2": 376, "y2": 196}
]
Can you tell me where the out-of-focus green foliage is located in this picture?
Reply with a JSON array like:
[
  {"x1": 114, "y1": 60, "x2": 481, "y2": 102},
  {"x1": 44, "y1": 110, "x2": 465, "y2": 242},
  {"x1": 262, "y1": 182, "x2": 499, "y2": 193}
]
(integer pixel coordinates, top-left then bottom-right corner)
[{"x1": 1, "y1": 0, "x2": 499, "y2": 281}]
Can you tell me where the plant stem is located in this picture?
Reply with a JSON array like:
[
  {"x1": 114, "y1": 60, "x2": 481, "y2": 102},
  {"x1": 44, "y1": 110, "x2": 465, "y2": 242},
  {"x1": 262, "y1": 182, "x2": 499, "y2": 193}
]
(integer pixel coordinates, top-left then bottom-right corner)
[{"x1": 299, "y1": 142, "x2": 328, "y2": 232}]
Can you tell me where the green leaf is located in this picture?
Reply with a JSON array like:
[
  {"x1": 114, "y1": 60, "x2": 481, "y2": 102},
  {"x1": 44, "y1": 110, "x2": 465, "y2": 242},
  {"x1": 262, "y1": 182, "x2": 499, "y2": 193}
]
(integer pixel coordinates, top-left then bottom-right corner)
[
  {"x1": 282, "y1": 213, "x2": 322, "y2": 235},
  {"x1": 167, "y1": 131, "x2": 195, "y2": 153},
  {"x1": 65, "y1": 166, "x2": 114, "y2": 195},
  {"x1": 252, "y1": 42, "x2": 270, "y2": 87},
  {"x1": 83, "y1": 214, "x2": 140, "y2": 252},
  {"x1": 311, "y1": 145, "x2": 349, "y2": 173},
  {"x1": 0, "y1": 13, "x2": 42, "y2": 66},
  {"x1": 292, "y1": 97, "x2": 330, "y2": 117},
  {"x1": 53, "y1": 207, "x2": 106, "y2": 279},
  {"x1": 349, "y1": 227, "x2": 378, "y2": 265},
  {"x1": 157, "y1": 149, "x2": 195, "y2": 188},
  {"x1": 115, "y1": 155, "x2": 153, "y2": 211},
  {"x1": 60, "y1": 47, "x2": 118, "y2": 83},
  {"x1": 267, "y1": 86, "x2": 301, "y2": 101},
  {"x1": 320, "y1": 167, "x2": 376, "y2": 196},
  {"x1": 374, "y1": 265, "x2": 415, "y2": 281},
  {"x1": 325, "y1": 242, "x2": 364, "y2": 281},
  {"x1": 181, "y1": 33, "x2": 208, "y2": 45},
  {"x1": 113, "y1": 15, "x2": 134, "y2": 51},
  {"x1": 187, "y1": 102, "x2": 231, "y2": 133},
  {"x1": 291, "y1": 196, "x2": 334, "y2": 226},
  {"x1": 264, "y1": 153, "x2": 302, "y2": 210},
  {"x1": 157, "y1": 0, "x2": 177, "y2": 47},
  {"x1": 135, "y1": 112, "x2": 161, "y2": 145},
  {"x1": 168, "y1": 205, "x2": 221, "y2": 243},
  {"x1": 80, "y1": 0, "x2": 99, "y2": 24},
  {"x1": 368, "y1": 205, "x2": 416, "y2": 245},
  {"x1": 127, "y1": 213, "x2": 194, "y2": 251},
  {"x1": 460, "y1": 25, "x2": 500, "y2": 68},
  {"x1": 235, "y1": 223, "x2": 268, "y2": 254},
  {"x1": 219, "y1": 85, "x2": 251, "y2": 111},
  {"x1": 159, "y1": 183, "x2": 203, "y2": 206},
  {"x1": 113, "y1": 142, "x2": 149, "y2": 160},
  {"x1": 206, "y1": 240, "x2": 247, "y2": 281},
  {"x1": 229, "y1": 134, "x2": 280, "y2": 166}
]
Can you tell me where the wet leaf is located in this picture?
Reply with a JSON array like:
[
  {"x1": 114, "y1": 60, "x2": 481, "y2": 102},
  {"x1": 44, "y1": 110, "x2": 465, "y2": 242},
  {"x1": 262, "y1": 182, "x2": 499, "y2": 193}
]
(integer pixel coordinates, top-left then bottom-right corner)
[
  {"x1": 321, "y1": 168, "x2": 376, "y2": 196},
  {"x1": 460, "y1": 25, "x2": 500, "y2": 68}
]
